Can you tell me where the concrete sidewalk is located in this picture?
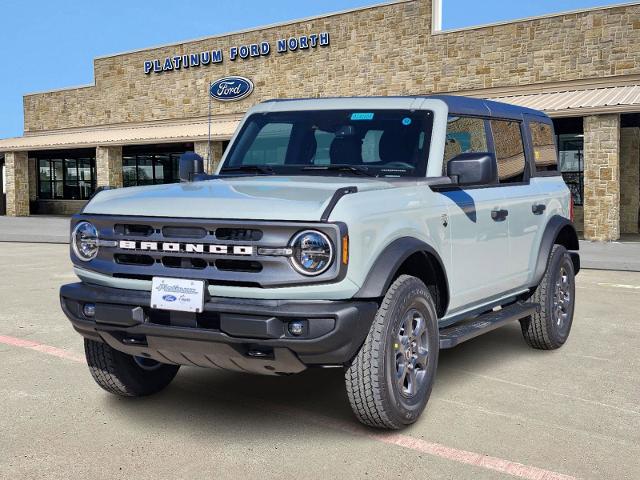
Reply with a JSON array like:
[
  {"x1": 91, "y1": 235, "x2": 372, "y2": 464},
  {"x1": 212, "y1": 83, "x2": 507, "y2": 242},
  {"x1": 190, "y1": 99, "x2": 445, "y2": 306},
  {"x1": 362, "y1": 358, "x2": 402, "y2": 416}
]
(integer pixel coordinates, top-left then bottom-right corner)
[{"x1": 1, "y1": 215, "x2": 639, "y2": 271}]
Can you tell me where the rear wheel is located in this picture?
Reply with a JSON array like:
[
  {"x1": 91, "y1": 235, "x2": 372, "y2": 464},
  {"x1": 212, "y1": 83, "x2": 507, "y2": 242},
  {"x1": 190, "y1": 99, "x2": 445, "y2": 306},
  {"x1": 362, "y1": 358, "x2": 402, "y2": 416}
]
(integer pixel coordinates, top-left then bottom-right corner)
[
  {"x1": 345, "y1": 275, "x2": 439, "y2": 429},
  {"x1": 84, "y1": 339, "x2": 180, "y2": 396},
  {"x1": 521, "y1": 244, "x2": 576, "y2": 349}
]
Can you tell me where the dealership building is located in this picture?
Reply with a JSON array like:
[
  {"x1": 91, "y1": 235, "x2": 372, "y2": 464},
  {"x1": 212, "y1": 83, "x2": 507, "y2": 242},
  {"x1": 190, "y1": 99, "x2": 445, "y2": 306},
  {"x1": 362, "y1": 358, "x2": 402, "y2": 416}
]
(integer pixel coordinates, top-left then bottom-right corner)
[{"x1": 0, "y1": 0, "x2": 639, "y2": 241}]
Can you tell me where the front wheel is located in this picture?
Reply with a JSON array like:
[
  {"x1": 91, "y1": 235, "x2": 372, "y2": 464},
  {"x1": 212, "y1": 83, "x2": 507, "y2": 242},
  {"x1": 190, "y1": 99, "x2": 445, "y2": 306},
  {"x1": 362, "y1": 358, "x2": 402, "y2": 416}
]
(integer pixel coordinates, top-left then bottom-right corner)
[
  {"x1": 84, "y1": 339, "x2": 180, "y2": 396},
  {"x1": 345, "y1": 275, "x2": 439, "y2": 429},
  {"x1": 521, "y1": 244, "x2": 576, "y2": 350}
]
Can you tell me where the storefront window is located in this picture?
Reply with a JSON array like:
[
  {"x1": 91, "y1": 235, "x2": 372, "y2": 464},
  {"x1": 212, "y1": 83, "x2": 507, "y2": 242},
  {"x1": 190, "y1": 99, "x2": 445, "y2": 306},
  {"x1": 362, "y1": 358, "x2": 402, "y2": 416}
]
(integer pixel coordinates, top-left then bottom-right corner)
[
  {"x1": 122, "y1": 144, "x2": 191, "y2": 187},
  {"x1": 37, "y1": 151, "x2": 96, "y2": 200},
  {"x1": 557, "y1": 134, "x2": 584, "y2": 206}
]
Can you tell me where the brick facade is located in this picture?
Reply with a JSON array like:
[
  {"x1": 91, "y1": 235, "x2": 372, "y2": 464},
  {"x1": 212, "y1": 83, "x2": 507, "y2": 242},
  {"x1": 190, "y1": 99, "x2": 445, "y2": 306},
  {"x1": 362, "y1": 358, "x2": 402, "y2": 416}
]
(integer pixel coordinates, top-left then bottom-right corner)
[
  {"x1": 194, "y1": 141, "x2": 225, "y2": 174},
  {"x1": 22, "y1": 1, "x2": 640, "y2": 133},
  {"x1": 5, "y1": 152, "x2": 30, "y2": 216},
  {"x1": 583, "y1": 115, "x2": 621, "y2": 241},
  {"x1": 96, "y1": 146, "x2": 123, "y2": 188}
]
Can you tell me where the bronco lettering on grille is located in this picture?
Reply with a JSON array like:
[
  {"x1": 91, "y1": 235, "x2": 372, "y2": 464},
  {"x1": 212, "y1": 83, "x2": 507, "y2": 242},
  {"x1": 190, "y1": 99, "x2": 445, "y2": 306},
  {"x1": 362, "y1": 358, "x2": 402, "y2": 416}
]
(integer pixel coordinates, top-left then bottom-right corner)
[{"x1": 119, "y1": 240, "x2": 253, "y2": 256}]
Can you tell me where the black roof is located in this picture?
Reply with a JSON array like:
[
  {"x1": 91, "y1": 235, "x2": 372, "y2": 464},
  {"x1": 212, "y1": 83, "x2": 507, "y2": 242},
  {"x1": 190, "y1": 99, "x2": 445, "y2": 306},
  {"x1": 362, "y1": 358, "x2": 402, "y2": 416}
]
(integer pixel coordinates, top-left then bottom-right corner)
[
  {"x1": 262, "y1": 94, "x2": 548, "y2": 121},
  {"x1": 427, "y1": 95, "x2": 547, "y2": 120}
]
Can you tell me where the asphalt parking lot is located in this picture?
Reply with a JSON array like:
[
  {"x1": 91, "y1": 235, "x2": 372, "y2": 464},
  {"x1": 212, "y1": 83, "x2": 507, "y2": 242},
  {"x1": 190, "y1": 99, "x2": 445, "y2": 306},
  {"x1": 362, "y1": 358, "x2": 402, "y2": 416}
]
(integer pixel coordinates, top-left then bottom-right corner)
[{"x1": 1, "y1": 243, "x2": 639, "y2": 480}]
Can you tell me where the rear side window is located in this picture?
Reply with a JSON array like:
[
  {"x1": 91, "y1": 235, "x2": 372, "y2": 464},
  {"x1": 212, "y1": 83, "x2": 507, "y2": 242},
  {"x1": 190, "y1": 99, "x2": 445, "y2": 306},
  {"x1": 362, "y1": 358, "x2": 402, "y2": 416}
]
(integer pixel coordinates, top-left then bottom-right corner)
[
  {"x1": 529, "y1": 121, "x2": 558, "y2": 172},
  {"x1": 443, "y1": 116, "x2": 489, "y2": 174},
  {"x1": 490, "y1": 120, "x2": 526, "y2": 184}
]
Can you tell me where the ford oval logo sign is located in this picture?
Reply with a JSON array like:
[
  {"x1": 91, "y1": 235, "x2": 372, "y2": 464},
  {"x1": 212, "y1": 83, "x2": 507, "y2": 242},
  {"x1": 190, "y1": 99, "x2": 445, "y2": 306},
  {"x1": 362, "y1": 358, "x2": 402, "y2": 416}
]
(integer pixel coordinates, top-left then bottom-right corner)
[
  {"x1": 162, "y1": 295, "x2": 177, "y2": 302},
  {"x1": 210, "y1": 76, "x2": 254, "y2": 102}
]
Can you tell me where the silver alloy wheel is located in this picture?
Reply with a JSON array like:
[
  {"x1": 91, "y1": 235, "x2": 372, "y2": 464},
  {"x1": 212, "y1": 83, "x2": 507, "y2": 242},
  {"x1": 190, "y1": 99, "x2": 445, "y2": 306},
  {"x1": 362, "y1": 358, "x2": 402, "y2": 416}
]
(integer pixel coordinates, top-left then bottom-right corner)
[
  {"x1": 133, "y1": 356, "x2": 163, "y2": 371},
  {"x1": 394, "y1": 308, "x2": 429, "y2": 398},
  {"x1": 553, "y1": 265, "x2": 571, "y2": 329}
]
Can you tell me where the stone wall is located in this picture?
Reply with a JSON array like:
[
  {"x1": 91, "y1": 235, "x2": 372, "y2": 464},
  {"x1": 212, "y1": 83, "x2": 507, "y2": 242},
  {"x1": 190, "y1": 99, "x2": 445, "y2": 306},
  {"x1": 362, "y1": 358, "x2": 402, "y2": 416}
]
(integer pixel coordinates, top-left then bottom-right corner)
[
  {"x1": 583, "y1": 114, "x2": 620, "y2": 241},
  {"x1": 96, "y1": 146, "x2": 123, "y2": 188},
  {"x1": 194, "y1": 141, "x2": 225, "y2": 174},
  {"x1": 23, "y1": 0, "x2": 640, "y2": 132},
  {"x1": 5, "y1": 152, "x2": 29, "y2": 216},
  {"x1": 620, "y1": 127, "x2": 640, "y2": 233}
]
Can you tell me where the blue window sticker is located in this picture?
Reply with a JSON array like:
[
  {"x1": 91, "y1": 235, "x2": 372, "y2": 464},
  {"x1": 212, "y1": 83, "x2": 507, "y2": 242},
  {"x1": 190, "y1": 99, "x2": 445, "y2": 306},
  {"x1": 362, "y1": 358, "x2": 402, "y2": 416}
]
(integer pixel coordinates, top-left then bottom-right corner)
[
  {"x1": 350, "y1": 112, "x2": 375, "y2": 121},
  {"x1": 402, "y1": 117, "x2": 412, "y2": 126}
]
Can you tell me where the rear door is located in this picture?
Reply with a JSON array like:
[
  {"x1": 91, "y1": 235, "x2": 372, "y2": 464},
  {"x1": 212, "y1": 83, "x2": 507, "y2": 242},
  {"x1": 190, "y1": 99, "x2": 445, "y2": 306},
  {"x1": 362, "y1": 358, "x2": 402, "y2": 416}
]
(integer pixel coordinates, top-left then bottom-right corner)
[
  {"x1": 488, "y1": 118, "x2": 542, "y2": 287},
  {"x1": 440, "y1": 115, "x2": 511, "y2": 313}
]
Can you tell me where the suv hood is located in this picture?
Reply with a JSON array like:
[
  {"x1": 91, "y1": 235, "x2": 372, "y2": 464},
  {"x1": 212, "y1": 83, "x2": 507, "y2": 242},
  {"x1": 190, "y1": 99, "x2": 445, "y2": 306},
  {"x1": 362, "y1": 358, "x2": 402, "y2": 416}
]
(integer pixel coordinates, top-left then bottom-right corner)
[{"x1": 83, "y1": 176, "x2": 396, "y2": 221}]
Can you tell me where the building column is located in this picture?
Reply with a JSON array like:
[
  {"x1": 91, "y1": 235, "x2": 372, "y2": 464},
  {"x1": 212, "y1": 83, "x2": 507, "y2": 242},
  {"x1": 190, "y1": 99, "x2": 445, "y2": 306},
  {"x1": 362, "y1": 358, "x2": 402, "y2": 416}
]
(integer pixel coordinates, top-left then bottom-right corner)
[
  {"x1": 583, "y1": 114, "x2": 621, "y2": 241},
  {"x1": 5, "y1": 151, "x2": 30, "y2": 216},
  {"x1": 620, "y1": 127, "x2": 640, "y2": 234},
  {"x1": 96, "y1": 146, "x2": 123, "y2": 188},
  {"x1": 194, "y1": 141, "x2": 226, "y2": 174}
]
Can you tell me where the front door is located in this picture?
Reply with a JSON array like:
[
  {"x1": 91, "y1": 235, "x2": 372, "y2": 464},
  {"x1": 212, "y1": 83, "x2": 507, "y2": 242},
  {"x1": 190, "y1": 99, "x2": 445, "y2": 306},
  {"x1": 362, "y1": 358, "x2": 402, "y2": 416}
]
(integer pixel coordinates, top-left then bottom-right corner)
[
  {"x1": 439, "y1": 115, "x2": 512, "y2": 315},
  {"x1": 443, "y1": 186, "x2": 511, "y2": 314},
  {"x1": 0, "y1": 156, "x2": 6, "y2": 215}
]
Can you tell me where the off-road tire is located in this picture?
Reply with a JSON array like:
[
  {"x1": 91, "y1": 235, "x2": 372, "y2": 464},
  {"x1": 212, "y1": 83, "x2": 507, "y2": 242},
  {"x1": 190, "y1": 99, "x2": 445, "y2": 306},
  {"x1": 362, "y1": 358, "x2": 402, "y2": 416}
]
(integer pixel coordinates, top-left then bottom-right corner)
[
  {"x1": 84, "y1": 339, "x2": 180, "y2": 396},
  {"x1": 345, "y1": 275, "x2": 439, "y2": 429},
  {"x1": 521, "y1": 244, "x2": 575, "y2": 350}
]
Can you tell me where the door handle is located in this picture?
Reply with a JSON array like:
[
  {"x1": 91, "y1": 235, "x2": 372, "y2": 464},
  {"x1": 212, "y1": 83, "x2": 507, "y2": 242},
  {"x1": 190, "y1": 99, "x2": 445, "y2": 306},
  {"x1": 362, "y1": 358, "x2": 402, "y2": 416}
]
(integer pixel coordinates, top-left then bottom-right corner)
[
  {"x1": 491, "y1": 209, "x2": 509, "y2": 221},
  {"x1": 532, "y1": 204, "x2": 546, "y2": 215}
]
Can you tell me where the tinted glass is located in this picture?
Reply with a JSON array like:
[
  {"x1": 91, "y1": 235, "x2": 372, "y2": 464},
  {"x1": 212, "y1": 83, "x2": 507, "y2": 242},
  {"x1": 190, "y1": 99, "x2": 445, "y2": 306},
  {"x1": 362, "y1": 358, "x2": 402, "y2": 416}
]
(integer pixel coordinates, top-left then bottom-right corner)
[
  {"x1": 491, "y1": 120, "x2": 526, "y2": 183},
  {"x1": 36, "y1": 154, "x2": 96, "y2": 200},
  {"x1": 530, "y1": 121, "x2": 558, "y2": 172},
  {"x1": 223, "y1": 110, "x2": 434, "y2": 178},
  {"x1": 443, "y1": 116, "x2": 489, "y2": 174}
]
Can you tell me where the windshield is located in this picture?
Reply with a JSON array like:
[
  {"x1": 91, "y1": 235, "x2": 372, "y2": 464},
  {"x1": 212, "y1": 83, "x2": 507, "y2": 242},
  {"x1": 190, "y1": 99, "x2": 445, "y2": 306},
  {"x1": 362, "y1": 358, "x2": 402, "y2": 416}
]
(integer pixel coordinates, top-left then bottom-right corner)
[{"x1": 221, "y1": 109, "x2": 434, "y2": 178}]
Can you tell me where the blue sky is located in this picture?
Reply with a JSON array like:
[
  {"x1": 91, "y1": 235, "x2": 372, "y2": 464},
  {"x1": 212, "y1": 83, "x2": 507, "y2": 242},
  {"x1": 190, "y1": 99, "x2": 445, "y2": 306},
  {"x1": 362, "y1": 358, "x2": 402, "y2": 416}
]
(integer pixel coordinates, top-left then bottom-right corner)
[{"x1": 0, "y1": 0, "x2": 625, "y2": 138}]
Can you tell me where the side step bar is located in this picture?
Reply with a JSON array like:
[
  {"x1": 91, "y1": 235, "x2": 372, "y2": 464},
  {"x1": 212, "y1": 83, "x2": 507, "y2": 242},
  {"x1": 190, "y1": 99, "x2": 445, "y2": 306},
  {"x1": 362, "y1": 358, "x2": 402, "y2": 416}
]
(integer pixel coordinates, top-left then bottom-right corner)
[{"x1": 439, "y1": 302, "x2": 539, "y2": 349}]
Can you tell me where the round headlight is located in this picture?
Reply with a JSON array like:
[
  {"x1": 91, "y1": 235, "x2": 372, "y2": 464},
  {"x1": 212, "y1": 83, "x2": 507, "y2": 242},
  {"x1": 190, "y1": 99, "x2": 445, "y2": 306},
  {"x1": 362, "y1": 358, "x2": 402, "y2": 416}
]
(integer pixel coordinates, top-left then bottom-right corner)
[
  {"x1": 72, "y1": 221, "x2": 99, "y2": 261},
  {"x1": 289, "y1": 230, "x2": 334, "y2": 276}
]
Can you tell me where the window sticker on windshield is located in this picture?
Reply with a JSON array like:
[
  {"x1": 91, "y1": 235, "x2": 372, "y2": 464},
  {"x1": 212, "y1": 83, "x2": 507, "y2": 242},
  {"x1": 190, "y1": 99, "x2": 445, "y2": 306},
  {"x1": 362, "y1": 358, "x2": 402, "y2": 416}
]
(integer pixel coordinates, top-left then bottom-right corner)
[
  {"x1": 350, "y1": 112, "x2": 375, "y2": 121},
  {"x1": 402, "y1": 117, "x2": 412, "y2": 126}
]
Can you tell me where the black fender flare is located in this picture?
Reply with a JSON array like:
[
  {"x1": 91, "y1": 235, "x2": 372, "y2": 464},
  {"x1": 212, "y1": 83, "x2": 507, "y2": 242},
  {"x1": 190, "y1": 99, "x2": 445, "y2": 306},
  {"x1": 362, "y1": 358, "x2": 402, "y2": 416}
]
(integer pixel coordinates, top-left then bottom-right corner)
[
  {"x1": 530, "y1": 215, "x2": 580, "y2": 288},
  {"x1": 354, "y1": 237, "x2": 450, "y2": 316}
]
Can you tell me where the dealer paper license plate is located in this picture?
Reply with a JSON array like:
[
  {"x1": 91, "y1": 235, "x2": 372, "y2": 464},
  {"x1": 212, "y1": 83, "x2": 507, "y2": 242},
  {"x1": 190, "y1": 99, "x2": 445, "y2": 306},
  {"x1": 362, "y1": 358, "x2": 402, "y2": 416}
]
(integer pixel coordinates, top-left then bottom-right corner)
[{"x1": 151, "y1": 277, "x2": 205, "y2": 313}]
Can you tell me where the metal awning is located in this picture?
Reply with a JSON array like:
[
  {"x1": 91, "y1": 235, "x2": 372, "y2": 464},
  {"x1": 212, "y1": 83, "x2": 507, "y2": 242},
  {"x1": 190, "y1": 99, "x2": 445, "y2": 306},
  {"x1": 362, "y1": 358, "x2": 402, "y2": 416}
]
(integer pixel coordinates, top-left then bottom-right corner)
[
  {"x1": 491, "y1": 85, "x2": 640, "y2": 117},
  {"x1": 0, "y1": 118, "x2": 240, "y2": 152}
]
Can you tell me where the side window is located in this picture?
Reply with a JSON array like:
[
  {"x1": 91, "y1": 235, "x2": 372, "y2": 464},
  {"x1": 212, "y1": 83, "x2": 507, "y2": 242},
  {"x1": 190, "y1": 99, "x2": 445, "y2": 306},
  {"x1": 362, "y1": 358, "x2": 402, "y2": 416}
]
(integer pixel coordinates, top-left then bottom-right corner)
[
  {"x1": 443, "y1": 116, "x2": 489, "y2": 174},
  {"x1": 243, "y1": 123, "x2": 292, "y2": 165},
  {"x1": 529, "y1": 121, "x2": 558, "y2": 172},
  {"x1": 490, "y1": 120, "x2": 526, "y2": 184}
]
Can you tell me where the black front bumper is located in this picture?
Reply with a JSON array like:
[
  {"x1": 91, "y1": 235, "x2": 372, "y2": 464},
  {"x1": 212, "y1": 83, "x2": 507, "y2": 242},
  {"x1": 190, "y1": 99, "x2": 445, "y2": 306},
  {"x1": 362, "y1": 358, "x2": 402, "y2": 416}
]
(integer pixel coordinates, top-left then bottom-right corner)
[{"x1": 60, "y1": 282, "x2": 378, "y2": 375}]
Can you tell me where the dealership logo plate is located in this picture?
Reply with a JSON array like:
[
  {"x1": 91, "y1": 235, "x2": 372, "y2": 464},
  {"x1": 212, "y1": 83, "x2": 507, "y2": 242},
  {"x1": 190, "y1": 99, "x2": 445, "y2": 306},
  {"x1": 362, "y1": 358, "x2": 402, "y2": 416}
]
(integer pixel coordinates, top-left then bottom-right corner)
[{"x1": 151, "y1": 277, "x2": 205, "y2": 313}]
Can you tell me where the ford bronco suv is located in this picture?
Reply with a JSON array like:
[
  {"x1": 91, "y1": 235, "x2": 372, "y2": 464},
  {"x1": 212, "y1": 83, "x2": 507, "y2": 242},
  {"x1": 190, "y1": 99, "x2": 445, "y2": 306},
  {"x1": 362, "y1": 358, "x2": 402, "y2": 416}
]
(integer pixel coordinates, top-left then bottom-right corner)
[{"x1": 60, "y1": 96, "x2": 579, "y2": 429}]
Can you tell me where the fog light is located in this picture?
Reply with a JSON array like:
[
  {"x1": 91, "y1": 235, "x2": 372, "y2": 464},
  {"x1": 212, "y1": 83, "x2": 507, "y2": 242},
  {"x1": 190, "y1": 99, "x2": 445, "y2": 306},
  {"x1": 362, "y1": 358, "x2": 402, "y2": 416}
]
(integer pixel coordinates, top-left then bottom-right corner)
[
  {"x1": 288, "y1": 321, "x2": 305, "y2": 336},
  {"x1": 83, "y1": 303, "x2": 96, "y2": 318}
]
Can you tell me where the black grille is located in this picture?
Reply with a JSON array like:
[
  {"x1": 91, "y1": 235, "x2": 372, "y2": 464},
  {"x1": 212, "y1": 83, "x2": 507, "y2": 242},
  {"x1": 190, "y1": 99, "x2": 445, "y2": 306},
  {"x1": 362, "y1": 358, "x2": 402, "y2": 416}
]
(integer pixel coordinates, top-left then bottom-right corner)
[
  {"x1": 215, "y1": 228, "x2": 262, "y2": 241},
  {"x1": 114, "y1": 254, "x2": 155, "y2": 266},
  {"x1": 216, "y1": 259, "x2": 263, "y2": 273},
  {"x1": 161, "y1": 256, "x2": 208, "y2": 270},
  {"x1": 161, "y1": 226, "x2": 207, "y2": 239},
  {"x1": 114, "y1": 224, "x2": 154, "y2": 236}
]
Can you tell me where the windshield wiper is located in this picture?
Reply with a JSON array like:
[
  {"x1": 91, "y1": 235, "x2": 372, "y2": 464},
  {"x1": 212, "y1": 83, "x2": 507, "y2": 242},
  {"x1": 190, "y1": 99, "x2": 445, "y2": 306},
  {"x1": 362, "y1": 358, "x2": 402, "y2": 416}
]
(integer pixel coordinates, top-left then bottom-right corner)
[
  {"x1": 219, "y1": 165, "x2": 275, "y2": 175},
  {"x1": 301, "y1": 164, "x2": 375, "y2": 177}
]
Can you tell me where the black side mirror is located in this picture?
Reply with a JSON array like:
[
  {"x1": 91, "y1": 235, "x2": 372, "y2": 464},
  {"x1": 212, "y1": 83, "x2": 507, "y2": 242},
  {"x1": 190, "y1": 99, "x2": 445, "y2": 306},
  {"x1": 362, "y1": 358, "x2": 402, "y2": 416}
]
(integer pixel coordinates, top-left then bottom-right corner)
[
  {"x1": 447, "y1": 152, "x2": 498, "y2": 187},
  {"x1": 179, "y1": 152, "x2": 205, "y2": 182}
]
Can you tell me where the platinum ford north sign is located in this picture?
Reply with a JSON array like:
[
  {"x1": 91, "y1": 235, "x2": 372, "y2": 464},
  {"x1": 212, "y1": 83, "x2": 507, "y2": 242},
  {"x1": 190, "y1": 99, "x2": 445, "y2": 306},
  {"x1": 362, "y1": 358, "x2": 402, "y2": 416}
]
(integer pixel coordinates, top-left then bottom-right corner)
[{"x1": 143, "y1": 32, "x2": 330, "y2": 74}]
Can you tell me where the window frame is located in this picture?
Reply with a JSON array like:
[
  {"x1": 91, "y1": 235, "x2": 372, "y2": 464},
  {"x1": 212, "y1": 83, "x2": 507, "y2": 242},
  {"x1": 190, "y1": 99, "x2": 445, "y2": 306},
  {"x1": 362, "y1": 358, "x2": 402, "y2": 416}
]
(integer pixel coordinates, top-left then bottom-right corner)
[
  {"x1": 487, "y1": 118, "x2": 530, "y2": 186},
  {"x1": 35, "y1": 150, "x2": 96, "y2": 201},
  {"x1": 524, "y1": 116, "x2": 561, "y2": 178}
]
